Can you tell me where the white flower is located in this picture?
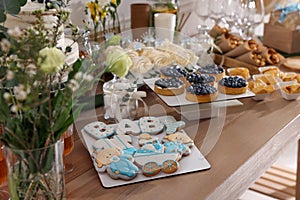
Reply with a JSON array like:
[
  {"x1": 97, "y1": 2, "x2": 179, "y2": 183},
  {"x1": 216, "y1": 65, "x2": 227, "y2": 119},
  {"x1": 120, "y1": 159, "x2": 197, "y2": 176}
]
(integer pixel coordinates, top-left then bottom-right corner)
[
  {"x1": 68, "y1": 79, "x2": 79, "y2": 92},
  {"x1": 106, "y1": 49, "x2": 132, "y2": 78},
  {"x1": 38, "y1": 47, "x2": 66, "y2": 74},
  {"x1": 10, "y1": 105, "x2": 19, "y2": 113},
  {"x1": 7, "y1": 27, "x2": 22, "y2": 38},
  {"x1": 13, "y1": 84, "x2": 27, "y2": 101},
  {"x1": 8, "y1": 55, "x2": 17, "y2": 62},
  {"x1": 3, "y1": 93, "x2": 11, "y2": 101},
  {"x1": 6, "y1": 70, "x2": 14, "y2": 80},
  {"x1": 0, "y1": 39, "x2": 11, "y2": 53},
  {"x1": 74, "y1": 72, "x2": 83, "y2": 80},
  {"x1": 83, "y1": 74, "x2": 94, "y2": 82},
  {"x1": 26, "y1": 64, "x2": 37, "y2": 76}
]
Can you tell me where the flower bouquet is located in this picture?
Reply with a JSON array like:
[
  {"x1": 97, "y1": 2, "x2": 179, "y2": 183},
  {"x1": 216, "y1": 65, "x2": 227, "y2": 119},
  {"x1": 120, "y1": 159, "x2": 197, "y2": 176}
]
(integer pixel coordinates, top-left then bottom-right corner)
[{"x1": 0, "y1": 1, "x2": 131, "y2": 199}]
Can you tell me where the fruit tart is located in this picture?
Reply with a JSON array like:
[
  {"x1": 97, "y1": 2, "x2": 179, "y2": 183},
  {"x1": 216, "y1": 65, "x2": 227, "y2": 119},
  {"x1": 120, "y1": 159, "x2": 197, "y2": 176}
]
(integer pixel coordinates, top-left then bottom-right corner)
[
  {"x1": 185, "y1": 83, "x2": 218, "y2": 103},
  {"x1": 154, "y1": 78, "x2": 185, "y2": 96},
  {"x1": 218, "y1": 76, "x2": 248, "y2": 95}
]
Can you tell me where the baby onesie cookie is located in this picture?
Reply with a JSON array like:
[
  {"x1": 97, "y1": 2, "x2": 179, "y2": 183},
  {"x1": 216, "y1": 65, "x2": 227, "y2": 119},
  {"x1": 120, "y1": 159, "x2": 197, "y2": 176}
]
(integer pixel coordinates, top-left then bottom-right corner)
[
  {"x1": 165, "y1": 121, "x2": 186, "y2": 134},
  {"x1": 93, "y1": 148, "x2": 139, "y2": 180},
  {"x1": 163, "y1": 132, "x2": 194, "y2": 148},
  {"x1": 139, "y1": 116, "x2": 164, "y2": 135},
  {"x1": 93, "y1": 135, "x2": 136, "y2": 156},
  {"x1": 84, "y1": 121, "x2": 115, "y2": 139},
  {"x1": 116, "y1": 119, "x2": 140, "y2": 135}
]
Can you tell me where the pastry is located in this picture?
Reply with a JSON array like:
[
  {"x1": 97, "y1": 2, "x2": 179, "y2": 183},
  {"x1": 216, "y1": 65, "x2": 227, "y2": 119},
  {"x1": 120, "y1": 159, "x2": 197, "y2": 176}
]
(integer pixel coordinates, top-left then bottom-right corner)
[
  {"x1": 185, "y1": 83, "x2": 218, "y2": 103},
  {"x1": 260, "y1": 66, "x2": 281, "y2": 77},
  {"x1": 227, "y1": 67, "x2": 250, "y2": 79},
  {"x1": 218, "y1": 76, "x2": 248, "y2": 95},
  {"x1": 248, "y1": 80, "x2": 275, "y2": 94},
  {"x1": 83, "y1": 122, "x2": 115, "y2": 139},
  {"x1": 282, "y1": 83, "x2": 300, "y2": 94},
  {"x1": 254, "y1": 74, "x2": 277, "y2": 86},
  {"x1": 280, "y1": 72, "x2": 300, "y2": 82},
  {"x1": 154, "y1": 78, "x2": 184, "y2": 96},
  {"x1": 197, "y1": 64, "x2": 225, "y2": 81},
  {"x1": 236, "y1": 50, "x2": 266, "y2": 67},
  {"x1": 138, "y1": 116, "x2": 164, "y2": 135},
  {"x1": 185, "y1": 72, "x2": 215, "y2": 87},
  {"x1": 160, "y1": 65, "x2": 188, "y2": 81},
  {"x1": 93, "y1": 148, "x2": 139, "y2": 180}
]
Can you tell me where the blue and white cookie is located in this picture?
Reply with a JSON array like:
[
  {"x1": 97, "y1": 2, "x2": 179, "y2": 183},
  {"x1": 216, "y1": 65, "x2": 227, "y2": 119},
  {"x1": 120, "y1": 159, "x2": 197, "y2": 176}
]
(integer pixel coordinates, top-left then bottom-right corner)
[
  {"x1": 163, "y1": 132, "x2": 194, "y2": 148},
  {"x1": 93, "y1": 135, "x2": 136, "y2": 156},
  {"x1": 139, "y1": 116, "x2": 164, "y2": 135},
  {"x1": 116, "y1": 119, "x2": 140, "y2": 135},
  {"x1": 165, "y1": 120, "x2": 186, "y2": 134},
  {"x1": 84, "y1": 121, "x2": 115, "y2": 139}
]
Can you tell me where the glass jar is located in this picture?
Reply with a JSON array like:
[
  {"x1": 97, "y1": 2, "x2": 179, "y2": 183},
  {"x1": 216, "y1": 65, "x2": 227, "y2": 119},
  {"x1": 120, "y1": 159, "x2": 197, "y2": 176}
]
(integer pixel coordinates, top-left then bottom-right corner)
[{"x1": 151, "y1": 0, "x2": 179, "y2": 30}]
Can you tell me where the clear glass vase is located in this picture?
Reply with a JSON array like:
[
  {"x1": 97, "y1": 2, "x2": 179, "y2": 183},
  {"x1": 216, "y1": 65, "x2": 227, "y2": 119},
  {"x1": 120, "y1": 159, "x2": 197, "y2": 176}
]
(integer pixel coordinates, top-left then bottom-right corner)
[{"x1": 5, "y1": 140, "x2": 65, "y2": 200}]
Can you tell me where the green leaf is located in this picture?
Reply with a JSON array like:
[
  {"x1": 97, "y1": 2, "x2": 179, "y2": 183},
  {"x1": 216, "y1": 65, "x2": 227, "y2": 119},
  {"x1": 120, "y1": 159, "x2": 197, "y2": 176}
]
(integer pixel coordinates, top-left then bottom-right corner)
[
  {"x1": 0, "y1": 0, "x2": 21, "y2": 15},
  {"x1": 0, "y1": 9, "x2": 6, "y2": 23},
  {"x1": 67, "y1": 59, "x2": 82, "y2": 81}
]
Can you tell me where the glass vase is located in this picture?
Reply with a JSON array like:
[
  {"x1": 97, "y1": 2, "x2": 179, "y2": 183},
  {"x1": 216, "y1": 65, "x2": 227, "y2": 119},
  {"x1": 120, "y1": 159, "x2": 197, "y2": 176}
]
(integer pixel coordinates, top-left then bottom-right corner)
[{"x1": 5, "y1": 140, "x2": 65, "y2": 200}]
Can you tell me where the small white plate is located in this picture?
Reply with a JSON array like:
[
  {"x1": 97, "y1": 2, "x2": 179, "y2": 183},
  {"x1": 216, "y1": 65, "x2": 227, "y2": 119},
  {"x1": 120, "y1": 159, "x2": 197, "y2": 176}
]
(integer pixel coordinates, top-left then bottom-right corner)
[{"x1": 278, "y1": 81, "x2": 300, "y2": 100}]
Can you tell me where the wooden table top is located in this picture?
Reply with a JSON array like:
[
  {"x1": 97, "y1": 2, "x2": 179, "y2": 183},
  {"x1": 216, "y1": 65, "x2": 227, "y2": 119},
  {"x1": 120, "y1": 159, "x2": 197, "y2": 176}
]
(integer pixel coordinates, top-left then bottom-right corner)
[{"x1": 65, "y1": 83, "x2": 300, "y2": 200}]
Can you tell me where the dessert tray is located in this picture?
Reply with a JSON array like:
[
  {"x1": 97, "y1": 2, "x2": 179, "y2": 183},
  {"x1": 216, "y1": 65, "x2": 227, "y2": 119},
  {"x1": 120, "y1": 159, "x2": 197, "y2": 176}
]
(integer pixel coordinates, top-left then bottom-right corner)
[
  {"x1": 81, "y1": 116, "x2": 211, "y2": 188},
  {"x1": 144, "y1": 78, "x2": 255, "y2": 107}
]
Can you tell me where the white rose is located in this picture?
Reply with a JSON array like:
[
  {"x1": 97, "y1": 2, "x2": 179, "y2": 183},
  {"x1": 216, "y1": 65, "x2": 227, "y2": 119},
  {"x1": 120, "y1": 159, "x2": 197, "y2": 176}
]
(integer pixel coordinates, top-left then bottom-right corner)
[{"x1": 38, "y1": 47, "x2": 66, "y2": 74}]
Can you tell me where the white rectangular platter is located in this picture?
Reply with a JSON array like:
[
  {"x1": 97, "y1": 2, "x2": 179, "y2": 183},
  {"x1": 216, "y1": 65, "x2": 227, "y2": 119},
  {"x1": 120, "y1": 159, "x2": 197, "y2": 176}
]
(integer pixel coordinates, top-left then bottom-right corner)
[
  {"x1": 81, "y1": 116, "x2": 211, "y2": 188},
  {"x1": 144, "y1": 78, "x2": 255, "y2": 107}
]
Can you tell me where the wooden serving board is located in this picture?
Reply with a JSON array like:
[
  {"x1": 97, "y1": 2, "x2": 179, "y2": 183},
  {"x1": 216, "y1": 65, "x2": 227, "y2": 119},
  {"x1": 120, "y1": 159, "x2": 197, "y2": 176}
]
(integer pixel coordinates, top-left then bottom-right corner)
[{"x1": 214, "y1": 54, "x2": 260, "y2": 75}]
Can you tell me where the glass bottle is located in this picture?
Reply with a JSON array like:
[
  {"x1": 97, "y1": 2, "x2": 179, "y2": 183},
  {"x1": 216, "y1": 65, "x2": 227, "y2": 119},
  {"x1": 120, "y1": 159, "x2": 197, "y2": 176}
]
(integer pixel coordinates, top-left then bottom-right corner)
[{"x1": 150, "y1": 0, "x2": 179, "y2": 30}]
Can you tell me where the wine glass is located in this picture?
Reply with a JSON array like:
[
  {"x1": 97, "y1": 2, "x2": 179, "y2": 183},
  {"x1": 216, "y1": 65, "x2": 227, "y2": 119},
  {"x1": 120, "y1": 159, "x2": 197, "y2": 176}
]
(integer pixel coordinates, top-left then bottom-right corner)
[
  {"x1": 246, "y1": 0, "x2": 265, "y2": 38},
  {"x1": 223, "y1": 0, "x2": 240, "y2": 30},
  {"x1": 62, "y1": 125, "x2": 75, "y2": 174},
  {"x1": 194, "y1": 0, "x2": 210, "y2": 27},
  {"x1": 209, "y1": 0, "x2": 226, "y2": 26}
]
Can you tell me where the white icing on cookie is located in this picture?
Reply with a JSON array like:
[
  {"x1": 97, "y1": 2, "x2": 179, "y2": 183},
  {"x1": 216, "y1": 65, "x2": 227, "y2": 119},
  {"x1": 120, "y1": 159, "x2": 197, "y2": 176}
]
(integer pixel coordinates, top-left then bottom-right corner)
[
  {"x1": 138, "y1": 133, "x2": 159, "y2": 146},
  {"x1": 165, "y1": 121, "x2": 186, "y2": 134},
  {"x1": 139, "y1": 116, "x2": 164, "y2": 135},
  {"x1": 116, "y1": 119, "x2": 140, "y2": 135},
  {"x1": 84, "y1": 122, "x2": 115, "y2": 139},
  {"x1": 134, "y1": 152, "x2": 180, "y2": 168},
  {"x1": 93, "y1": 135, "x2": 135, "y2": 152}
]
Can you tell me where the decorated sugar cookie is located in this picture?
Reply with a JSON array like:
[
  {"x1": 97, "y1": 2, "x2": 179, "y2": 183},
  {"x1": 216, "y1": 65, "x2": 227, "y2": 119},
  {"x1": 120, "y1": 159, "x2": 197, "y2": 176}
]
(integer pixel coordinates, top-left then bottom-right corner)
[
  {"x1": 116, "y1": 119, "x2": 141, "y2": 135},
  {"x1": 164, "y1": 141, "x2": 191, "y2": 157},
  {"x1": 84, "y1": 121, "x2": 115, "y2": 139},
  {"x1": 139, "y1": 116, "x2": 164, "y2": 135},
  {"x1": 163, "y1": 132, "x2": 194, "y2": 148},
  {"x1": 93, "y1": 148, "x2": 139, "y2": 180},
  {"x1": 138, "y1": 133, "x2": 159, "y2": 146},
  {"x1": 93, "y1": 135, "x2": 136, "y2": 156},
  {"x1": 165, "y1": 120, "x2": 186, "y2": 134}
]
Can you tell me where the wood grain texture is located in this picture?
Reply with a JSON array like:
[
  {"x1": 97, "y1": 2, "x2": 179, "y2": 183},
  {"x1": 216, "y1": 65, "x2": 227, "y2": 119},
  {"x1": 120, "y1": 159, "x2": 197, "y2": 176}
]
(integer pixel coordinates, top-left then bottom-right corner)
[{"x1": 65, "y1": 85, "x2": 300, "y2": 200}]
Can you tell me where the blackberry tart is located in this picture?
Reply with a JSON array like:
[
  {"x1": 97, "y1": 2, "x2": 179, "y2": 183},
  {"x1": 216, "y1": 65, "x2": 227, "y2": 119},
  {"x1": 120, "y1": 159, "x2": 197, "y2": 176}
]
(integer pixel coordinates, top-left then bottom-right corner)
[
  {"x1": 186, "y1": 84, "x2": 218, "y2": 103},
  {"x1": 160, "y1": 65, "x2": 188, "y2": 81},
  {"x1": 154, "y1": 78, "x2": 184, "y2": 96},
  {"x1": 198, "y1": 64, "x2": 225, "y2": 81},
  {"x1": 186, "y1": 72, "x2": 215, "y2": 87},
  {"x1": 218, "y1": 76, "x2": 248, "y2": 95}
]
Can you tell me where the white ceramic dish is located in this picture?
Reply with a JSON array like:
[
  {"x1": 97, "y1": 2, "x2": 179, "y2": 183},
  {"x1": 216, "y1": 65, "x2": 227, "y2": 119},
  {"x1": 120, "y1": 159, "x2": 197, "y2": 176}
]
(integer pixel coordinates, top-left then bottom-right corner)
[
  {"x1": 258, "y1": 66, "x2": 280, "y2": 76},
  {"x1": 144, "y1": 78, "x2": 254, "y2": 107},
  {"x1": 278, "y1": 81, "x2": 300, "y2": 100},
  {"x1": 81, "y1": 116, "x2": 211, "y2": 188}
]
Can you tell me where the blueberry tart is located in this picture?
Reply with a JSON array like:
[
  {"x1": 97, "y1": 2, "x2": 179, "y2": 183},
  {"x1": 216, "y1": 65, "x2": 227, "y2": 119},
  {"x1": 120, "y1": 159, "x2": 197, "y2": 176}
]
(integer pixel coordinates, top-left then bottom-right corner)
[
  {"x1": 154, "y1": 78, "x2": 184, "y2": 96},
  {"x1": 218, "y1": 76, "x2": 248, "y2": 95},
  {"x1": 186, "y1": 72, "x2": 215, "y2": 86},
  {"x1": 198, "y1": 64, "x2": 225, "y2": 81},
  {"x1": 185, "y1": 84, "x2": 218, "y2": 103},
  {"x1": 160, "y1": 65, "x2": 188, "y2": 81}
]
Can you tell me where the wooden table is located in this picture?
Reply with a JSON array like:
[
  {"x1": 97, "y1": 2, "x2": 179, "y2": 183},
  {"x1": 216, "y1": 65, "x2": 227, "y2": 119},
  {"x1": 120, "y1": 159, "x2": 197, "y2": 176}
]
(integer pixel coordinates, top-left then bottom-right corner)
[{"x1": 65, "y1": 84, "x2": 300, "y2": 200}]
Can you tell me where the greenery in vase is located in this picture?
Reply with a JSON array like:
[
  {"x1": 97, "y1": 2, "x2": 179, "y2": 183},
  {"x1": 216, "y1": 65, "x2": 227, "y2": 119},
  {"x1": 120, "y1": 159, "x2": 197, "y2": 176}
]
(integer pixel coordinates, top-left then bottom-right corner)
[
  {"x1": 0, "y1": 1, "x2": 131, "y2": 198},
  {"x1": 85, "y1": 0, "x2": 121, "y2": 41}
]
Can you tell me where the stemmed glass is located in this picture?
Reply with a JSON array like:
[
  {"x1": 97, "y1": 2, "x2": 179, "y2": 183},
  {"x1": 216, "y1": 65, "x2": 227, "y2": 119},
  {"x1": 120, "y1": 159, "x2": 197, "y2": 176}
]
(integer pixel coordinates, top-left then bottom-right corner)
[
  {"x1": 246, "y1": 0, "x2": 265, "y2": 38},
  {"x1": 209, "y1": 0, "x2": 226, "y2": 26},
  {"x1": 62, "y1": 125, "x2": 75, "y2": 174},
  {"x1": 194, "y1": 0, "x2": 210, "y2": 27},
  {"x1": 223, "y1": 0, "x2": 239, "y2": 30}
]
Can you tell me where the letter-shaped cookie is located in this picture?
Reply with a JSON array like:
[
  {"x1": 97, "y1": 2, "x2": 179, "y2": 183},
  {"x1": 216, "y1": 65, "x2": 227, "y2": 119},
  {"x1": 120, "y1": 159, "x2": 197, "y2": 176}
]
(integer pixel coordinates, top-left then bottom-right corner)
[
  {"x1": 138, "y1": 116, "x2": 164, "y2": 135},
  {"x1": 165, "y1": 121, "x2": 186, "y2": 134},
  {"x1": 116, "y1": 119, "x2": 140, "y2": 135},
  {"x1": 84, "y1": 121, "x2": 115, "y2": 139}
]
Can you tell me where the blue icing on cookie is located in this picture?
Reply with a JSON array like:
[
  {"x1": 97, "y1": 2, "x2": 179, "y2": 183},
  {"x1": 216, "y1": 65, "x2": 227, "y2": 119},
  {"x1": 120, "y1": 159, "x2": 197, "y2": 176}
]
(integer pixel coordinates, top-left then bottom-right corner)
[
  {"x1": 123, "y1": 147, "x2": 136, "y2": 157},
  {"x1": 138, "y1": 116, "x2": 164, "y2": 135},
  {"x1": 165, "y1": 121, "x2": 185, "y2": 134},
  {"x1": 84, "y1": 121, "x2": 115, "y2": 139},
  {"x1": 164, "y1": 141, "x2": 190, "y2": 155},
  {"x1": 109, "y1": 158, "x2": 139, "y2": 178}
]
